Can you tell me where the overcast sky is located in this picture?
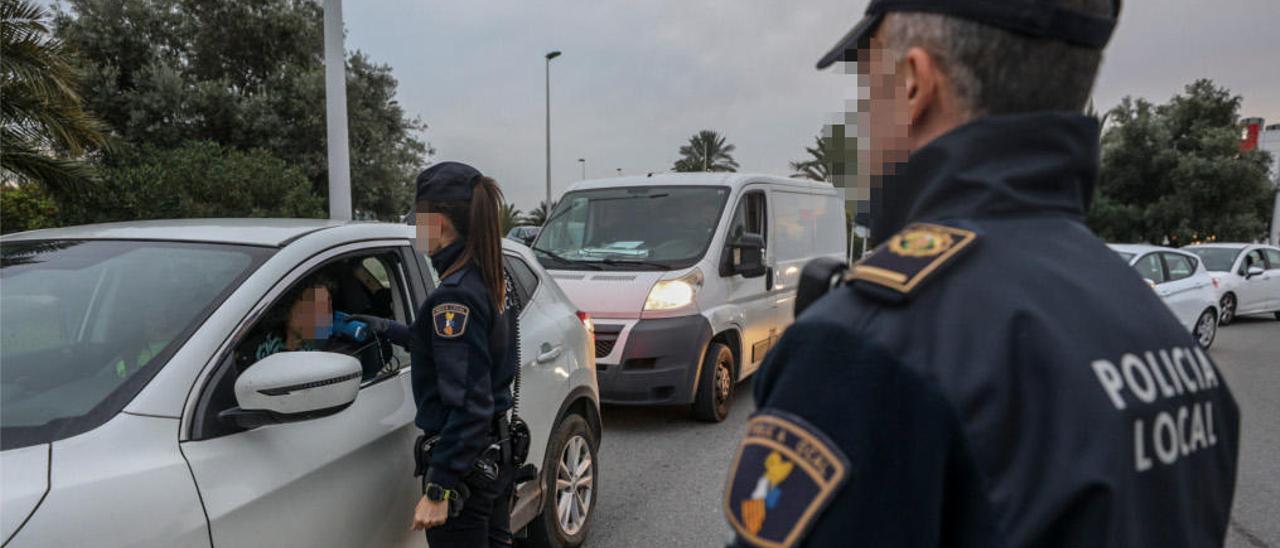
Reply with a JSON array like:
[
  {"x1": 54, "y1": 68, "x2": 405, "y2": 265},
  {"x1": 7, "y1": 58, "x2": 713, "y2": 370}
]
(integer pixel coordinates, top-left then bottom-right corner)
[{"x1": 346, "y1": 0, "x2": 1279, "y2": 212}]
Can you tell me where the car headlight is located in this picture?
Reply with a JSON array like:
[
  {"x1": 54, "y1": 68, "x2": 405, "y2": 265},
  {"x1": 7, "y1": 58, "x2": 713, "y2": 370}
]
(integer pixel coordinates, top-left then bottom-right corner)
[{"x1": 644, "y1": 268, "x2": 704, "y2": 311}]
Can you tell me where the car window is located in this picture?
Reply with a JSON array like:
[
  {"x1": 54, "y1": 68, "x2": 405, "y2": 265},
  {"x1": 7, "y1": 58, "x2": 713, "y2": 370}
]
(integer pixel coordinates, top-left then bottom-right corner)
[
  {"x1": 505, "y1": 255, "x2": 540, "y2": 304},
  {"x1": 1134, "y1": 253, "x2": 1166, "y2": 284},
  {"x1": 1, "y1": 240, "x2": 268, "y2": 450},
  {"x1": 1163, "y1": 253, "x2": 1195, "y2": 281},
  {"x1": 233, "y1": 251, "x2": 411, "y2": 381},
  {"x1": 1241, "y1": 250, "x2": 1266, "y2": 275},
  {"x1": 1264, "y1": 249, "x2": 1280, "y2": 270},
  {"x1": 1185, "y1": 247, "x2": 1242, "y2": 272},
  {"x1": 721, "y1": 190, "x2": 768, "y2": 273}
]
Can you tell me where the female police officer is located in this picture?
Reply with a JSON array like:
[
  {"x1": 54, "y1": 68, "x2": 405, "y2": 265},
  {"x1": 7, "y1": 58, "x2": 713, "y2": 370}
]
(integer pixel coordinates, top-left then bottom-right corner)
[{"x1": 354, "y1": 161, "x2": 518, "y2": 547}]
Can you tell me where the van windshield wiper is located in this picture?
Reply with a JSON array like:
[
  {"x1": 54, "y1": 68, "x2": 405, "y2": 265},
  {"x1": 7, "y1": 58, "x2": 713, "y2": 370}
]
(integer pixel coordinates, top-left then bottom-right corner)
[
  {"x1": 600, "y1": 257, "x2": 673, "y2": 271},
  {"x1": 532, "y1": 246, "x2": 602, "y2": 270}
]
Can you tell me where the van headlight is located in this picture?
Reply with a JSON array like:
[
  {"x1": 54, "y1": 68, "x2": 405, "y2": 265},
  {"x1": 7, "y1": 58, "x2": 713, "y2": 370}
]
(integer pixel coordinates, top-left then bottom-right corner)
[{"x1": 644, "y1": 268, "x2": 704, "y2": 311}]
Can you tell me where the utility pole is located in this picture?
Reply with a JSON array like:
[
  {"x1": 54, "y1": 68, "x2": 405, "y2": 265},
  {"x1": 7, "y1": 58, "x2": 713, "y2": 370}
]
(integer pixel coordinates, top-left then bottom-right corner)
[
  {"x1": 323, "y1": 0, "x2": 351, "y2": 220},
  {"x1": 545, "y1": 51, "x2": 562, "y2": 210}
]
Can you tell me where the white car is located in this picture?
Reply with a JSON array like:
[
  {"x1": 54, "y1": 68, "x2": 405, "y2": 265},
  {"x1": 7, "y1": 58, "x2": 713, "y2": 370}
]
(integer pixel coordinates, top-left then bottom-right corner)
[
  {"x1": 1183, "y1": 243, "x2": 1280, "y2": 325},
  {"x1": 1, "y1": 219, "x2": 600, "y2": 548},
  {"x1": 1110, "y1": 244, "x2": 1220, "y2": 348},
  {"x1": 532, "y1": 174, "x2": 847, "y2": 422}
]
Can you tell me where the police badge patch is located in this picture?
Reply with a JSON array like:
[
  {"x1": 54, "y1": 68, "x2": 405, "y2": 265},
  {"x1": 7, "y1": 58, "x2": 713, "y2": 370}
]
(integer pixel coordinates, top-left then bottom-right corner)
[
  {"x1": 432, "y1": 303, "x2": 469, "y2": 338},
  {"x1": 846, "y1": 223, "x2": 978, "y2": 296},
  {"x1": 724, "y1": 410, "x2": 850, "y2": 547}
]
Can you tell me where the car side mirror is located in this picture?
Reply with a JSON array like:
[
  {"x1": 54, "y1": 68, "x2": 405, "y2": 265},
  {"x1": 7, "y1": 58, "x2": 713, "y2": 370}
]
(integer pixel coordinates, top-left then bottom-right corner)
[
  {"x1": 219, "y1": 351, "x2": 362, "y2": 430},
  {"x1": 1143, "y1": 278, "x2": 1158, "y2": 289},
  {"x1": 728, "y1": 233, "x2": 767, "y2": 278},
  {"x1": 1246, "y1": 266, "x2": 1265, "y2": 278}
]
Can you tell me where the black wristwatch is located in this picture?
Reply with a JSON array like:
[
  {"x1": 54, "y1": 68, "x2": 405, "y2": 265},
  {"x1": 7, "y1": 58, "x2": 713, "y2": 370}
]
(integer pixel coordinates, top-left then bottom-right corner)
[{"x1": 424, "y1": 482, "x2": 457, "y2": 502}]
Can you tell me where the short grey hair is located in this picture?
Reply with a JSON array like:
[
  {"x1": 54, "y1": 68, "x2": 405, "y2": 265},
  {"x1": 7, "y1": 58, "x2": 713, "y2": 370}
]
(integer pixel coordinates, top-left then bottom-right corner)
[{"x1": 882, "y1": 0, "x2": 1110, "y2": 118}]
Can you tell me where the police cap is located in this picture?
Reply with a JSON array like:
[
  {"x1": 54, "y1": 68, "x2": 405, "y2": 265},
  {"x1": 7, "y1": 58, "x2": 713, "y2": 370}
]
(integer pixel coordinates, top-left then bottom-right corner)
[
  {"x1": 816, "y1": 0, "x2": 1122, "y2": 69},
  {"x1": 415, "y1": 161, "x2": 483, "y2": 204}
]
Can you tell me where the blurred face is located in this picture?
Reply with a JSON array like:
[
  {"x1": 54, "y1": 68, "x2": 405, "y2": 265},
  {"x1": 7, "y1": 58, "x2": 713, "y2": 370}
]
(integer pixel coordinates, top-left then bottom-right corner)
[
  {"x1": 414, "y1": 208, "x2": 456, "y2": 255},
  {"x1": 857, "y1": 30, "x2": 913, "y2": 179},
  {"x1": 287, "y1": 285, "x2": 332, "y2": 344}
]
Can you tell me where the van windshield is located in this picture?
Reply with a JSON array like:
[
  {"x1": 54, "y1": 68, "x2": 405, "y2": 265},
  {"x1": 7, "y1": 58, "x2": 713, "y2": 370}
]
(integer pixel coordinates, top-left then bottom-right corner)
[{"x1": 534, "y1": 186, "x2": 730, "y2": 271}]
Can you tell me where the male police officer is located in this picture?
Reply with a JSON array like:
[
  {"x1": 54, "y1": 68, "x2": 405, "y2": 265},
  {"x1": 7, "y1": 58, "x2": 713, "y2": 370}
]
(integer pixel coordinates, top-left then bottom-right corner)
[{"x1": 722, "y1": 1, "x2": 1241, "y2": 547}]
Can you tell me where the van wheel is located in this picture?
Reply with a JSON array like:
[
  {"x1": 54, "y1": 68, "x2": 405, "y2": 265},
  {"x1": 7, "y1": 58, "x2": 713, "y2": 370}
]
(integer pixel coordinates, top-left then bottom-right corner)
[
  {"x1": 1193, "y1": 309, "x2": 1218, "y2": 349},
  {"x1": 692, "y1": 343, "x2": 734, "y2": 423},
  {"x1": 525, "y1": 414, "x2": 597, "y2": 548}
]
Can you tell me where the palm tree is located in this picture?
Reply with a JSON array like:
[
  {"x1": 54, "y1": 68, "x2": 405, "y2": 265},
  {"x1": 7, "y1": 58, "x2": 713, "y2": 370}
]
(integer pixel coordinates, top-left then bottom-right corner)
[
  {"x1": 0, "y1": 0, "x2": 108, "y2": 194},
  {"x1": 672, "y1": 130, "x2": 739, "y2": 173},
  {"x1": 499, "y1": 202, "x2": 523, "y2": 235},
  {"x1": 524, "y1": 200, "x2": 558, "y2": 227},
  {"x1": 789, "y1": 135, "x2": 830, "y2": 182}
]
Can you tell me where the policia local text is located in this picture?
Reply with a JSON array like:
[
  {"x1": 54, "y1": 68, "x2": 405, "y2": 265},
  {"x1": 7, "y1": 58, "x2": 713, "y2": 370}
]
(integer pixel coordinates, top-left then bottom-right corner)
[{"x1": 1090, "y1": 346, "x2": 1224, "y2": 473}]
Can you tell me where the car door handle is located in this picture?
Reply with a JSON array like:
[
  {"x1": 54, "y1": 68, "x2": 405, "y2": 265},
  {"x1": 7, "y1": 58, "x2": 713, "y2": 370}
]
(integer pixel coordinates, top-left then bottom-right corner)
[{"x1": 536, "y1": 345, "x2": 563, "y2": 364}]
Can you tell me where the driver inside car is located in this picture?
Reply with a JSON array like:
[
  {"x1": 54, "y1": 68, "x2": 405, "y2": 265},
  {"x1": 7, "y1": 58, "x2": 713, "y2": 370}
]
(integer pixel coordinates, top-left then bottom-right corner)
[{"x1": 236, "y1": 275, "x2": 344, "y2": 370}]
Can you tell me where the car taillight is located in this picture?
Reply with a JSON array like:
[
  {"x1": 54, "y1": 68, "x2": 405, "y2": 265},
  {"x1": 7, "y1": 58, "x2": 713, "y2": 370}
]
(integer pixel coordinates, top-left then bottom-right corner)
[{"x1": 576, "y1": 311, "x2": 594, "y2": 336}]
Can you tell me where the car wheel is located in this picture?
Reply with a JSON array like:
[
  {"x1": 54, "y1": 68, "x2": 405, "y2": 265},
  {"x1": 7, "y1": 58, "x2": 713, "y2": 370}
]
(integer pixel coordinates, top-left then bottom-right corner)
[
  {"x1": 1219, "y1": 293, "x2": 1236, "y2": 326},
  {"x1": 692, "y1": 342, "x2": 734, "y2": 423},
  {"x1": 1193, "y1": 309, "x2": 1218, "y2": 349},
  {"x1": 525, "y1": 414, "x2": 597, "y2": 548}
]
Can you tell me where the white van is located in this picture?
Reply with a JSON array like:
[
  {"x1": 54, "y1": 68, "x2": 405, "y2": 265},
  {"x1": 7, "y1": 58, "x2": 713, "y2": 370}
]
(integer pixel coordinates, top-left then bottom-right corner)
[{"x1": 531, "y1": 173, "x2": 847, "y2": 421}]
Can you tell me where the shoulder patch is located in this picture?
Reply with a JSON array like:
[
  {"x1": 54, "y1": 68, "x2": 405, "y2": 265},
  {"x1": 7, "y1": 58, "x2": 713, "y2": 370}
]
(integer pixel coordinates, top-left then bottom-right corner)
[
  {"x1": 724, "y1": 410, "x2": 850, "y2": 547},
  {"x1": 432, "y1": 302, "x2": 469, "y2": 338},
  {"x1": 846, "y1": 223, "x2": 977, "y2": 296}
]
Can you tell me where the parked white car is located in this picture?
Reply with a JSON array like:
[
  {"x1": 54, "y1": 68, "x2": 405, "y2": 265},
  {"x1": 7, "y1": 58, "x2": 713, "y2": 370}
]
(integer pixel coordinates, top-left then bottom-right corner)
[
  {"x1": 1183, "y1": 243, "x2": 1280, "y2": 325},
  {"x1": 1109, "y1": 244, "x2": 1220, "y2": 348},
  {"x1": 531, "y1": 173, "x2": 847, "y2": 422},
  {"x1": 1, "y1": 219, "x2": 600, "y2": 548}
]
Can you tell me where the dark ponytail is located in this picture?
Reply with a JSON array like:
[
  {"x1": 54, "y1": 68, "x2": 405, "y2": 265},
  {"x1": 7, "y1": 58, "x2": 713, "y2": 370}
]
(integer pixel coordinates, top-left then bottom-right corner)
[{"x1": 429, "y1": 176, "x2": 506, "y2": 310}]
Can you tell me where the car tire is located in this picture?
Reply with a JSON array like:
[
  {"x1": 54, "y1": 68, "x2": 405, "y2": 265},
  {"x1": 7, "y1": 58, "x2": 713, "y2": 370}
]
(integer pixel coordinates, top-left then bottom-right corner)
[
  {"x1": 692, "y1": 342, "x2": 735, "y2": 423},
  {"x1": 1193, "y1": 308, "x2": 1218, "y2": 349},
  {"x1": 1219, "y1": 293, "x2": 1236, "y2": 326},
  {"x1": 524, "y1": 414, "x2": 597, "y2": 548}
]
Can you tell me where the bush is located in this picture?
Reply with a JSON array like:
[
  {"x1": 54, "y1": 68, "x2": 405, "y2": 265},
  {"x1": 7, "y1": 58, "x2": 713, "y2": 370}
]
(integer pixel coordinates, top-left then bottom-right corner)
[
  {"x1": 62, "y1": 141, "x2": 325, "y2": 224},
  {"x1": 1, "y1": 184, "x2": 60, "y2": 234}
]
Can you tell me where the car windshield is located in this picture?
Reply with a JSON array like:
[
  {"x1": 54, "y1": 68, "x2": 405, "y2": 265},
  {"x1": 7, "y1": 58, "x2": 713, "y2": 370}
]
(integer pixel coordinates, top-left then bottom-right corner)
[
  {"x1": 1, "y1": 240, "x2": 268, "y2": 449},
  {"x1": 1185, "y1": 247, "x2": 1243, "y2": 272},
  {"x1": 533, "y1": 185, "x2": 730, "y2": 270}
]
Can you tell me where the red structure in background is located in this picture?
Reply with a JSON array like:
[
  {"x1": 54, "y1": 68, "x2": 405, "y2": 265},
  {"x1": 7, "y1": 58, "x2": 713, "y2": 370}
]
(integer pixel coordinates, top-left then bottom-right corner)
[{"x1": 1241, "y1": 117, "x2": 1263, "y2": 151}]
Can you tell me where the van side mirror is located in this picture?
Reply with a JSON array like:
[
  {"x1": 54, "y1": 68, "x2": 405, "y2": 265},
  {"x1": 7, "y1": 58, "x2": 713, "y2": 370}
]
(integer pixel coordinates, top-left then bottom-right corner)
[
  {"x1": 218, "y1": 351, "x2": 362, "y2": 430},
  {"x1": 1246, "y1": 265, "x2": 1265, "y2": 278},
  {"x1": 728, "y1": 233, "x2": 767, "y2": 278}
]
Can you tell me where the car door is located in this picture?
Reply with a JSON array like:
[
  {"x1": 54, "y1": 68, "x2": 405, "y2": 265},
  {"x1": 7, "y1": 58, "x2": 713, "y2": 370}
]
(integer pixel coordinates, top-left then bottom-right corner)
[
  {"x1": 180, "y1": 244, "x2": 422, "y2": 548},
  {"x1": 1233, "y1": 248, "x2": 1271, "y2": 315},
  {"x1": 719, "y1": 187, "x2": 775, "y2": 377},
  {"x1": 1259, "y1": 248, "x2": 1280, "y2": 310},
  {"x1": 501, "y1": 252, "x2": 573, "y2": 525},
  {"x1": 1158, "y1": 252, "x2": 1207, "y2": 330}
]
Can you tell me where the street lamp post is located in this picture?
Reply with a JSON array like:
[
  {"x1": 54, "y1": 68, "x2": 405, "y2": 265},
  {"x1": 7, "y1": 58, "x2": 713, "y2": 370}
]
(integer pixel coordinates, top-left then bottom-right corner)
[
  {"x1": 323, "y1": 0, "x2": 351, "y2": 220},
  {"x1": 578, "y1": 158, "x2": 586, "y2": 180},
  {"x1": 545, "y1": 51, "x2": 562, "y2": 210}
]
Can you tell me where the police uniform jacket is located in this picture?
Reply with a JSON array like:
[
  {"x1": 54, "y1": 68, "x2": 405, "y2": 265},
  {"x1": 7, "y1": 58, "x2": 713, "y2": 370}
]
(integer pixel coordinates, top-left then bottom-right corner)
[
  {"x1": 390, "y1": 240, "x2": 516, "y2": 490},
  {"x1": 724, "y1": 112, "x2": 1240, "y2": 548}
]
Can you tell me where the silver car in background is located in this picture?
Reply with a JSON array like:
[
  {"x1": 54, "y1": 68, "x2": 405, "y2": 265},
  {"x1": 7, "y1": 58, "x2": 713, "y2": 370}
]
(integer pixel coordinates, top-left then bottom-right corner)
[{"x1": 1, "y1": 220, "x2": 600, "y2": 548}]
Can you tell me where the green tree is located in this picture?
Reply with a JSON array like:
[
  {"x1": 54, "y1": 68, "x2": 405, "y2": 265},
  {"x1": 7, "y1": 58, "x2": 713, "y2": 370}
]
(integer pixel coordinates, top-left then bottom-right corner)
[
  {"x1": 0, "y1": 183, "x2": 60, "y2": 233},
  {"x1": 54, "y1": 0, "x2": 428, "y2": 220},
  {"x1": 673, "y1": 130, "x2": 739, "y2": 172},
  {"x1": 524, "y1": 200, "x2": 558, "y2": 227},
  {"x1": 1089, "y1": 80, "x2": 1275, "y2": 245},
  {"x1": 60, "y1": 141, "x2": 323, "y2": 224},
  {"x1": 500, "y1": 202, "x2": 523, "y2": 236},
  {"x1": 0, "y1": 0, "x2": 107, "y2": 194},
  {"x1": 789, "y1": 135, "x2": 829, "y2": 182}
]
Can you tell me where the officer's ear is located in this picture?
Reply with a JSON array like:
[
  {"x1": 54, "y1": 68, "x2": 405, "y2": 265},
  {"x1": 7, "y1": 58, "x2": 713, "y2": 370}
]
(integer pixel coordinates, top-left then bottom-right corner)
[{"x1": 900, "y1": 46, "x2": 945, "y2": 124}]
